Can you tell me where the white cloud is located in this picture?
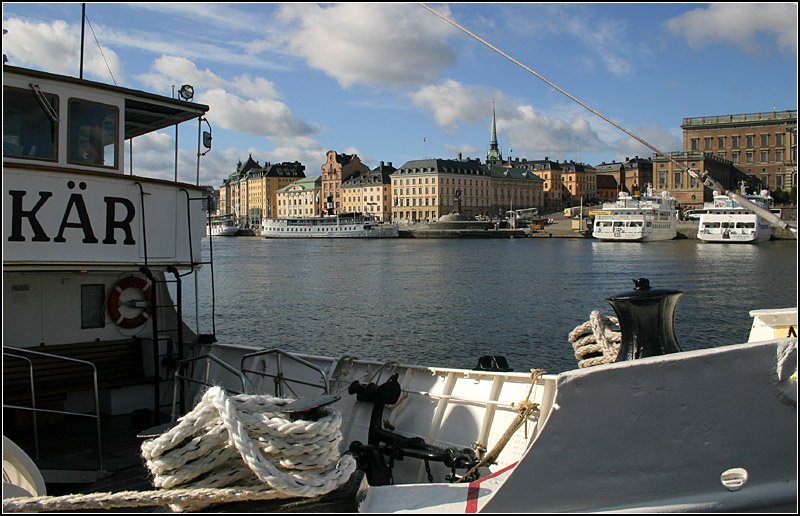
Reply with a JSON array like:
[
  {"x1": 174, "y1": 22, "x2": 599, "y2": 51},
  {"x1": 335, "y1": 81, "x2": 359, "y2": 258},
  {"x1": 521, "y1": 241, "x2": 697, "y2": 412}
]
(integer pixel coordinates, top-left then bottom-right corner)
[
  {"x1": 409, "y1": 80, "x2": 608, "y2": 160},
  {"x1": 137, "y1": 56, "x2": 319, "y2": 141},
  {"x1": 408, "y1": 80, "x2": 505, "y2": 130},
  {"x1": 274, "y1": 3, "x2": 457, "y2": 88},
  {"x1": 3, "y1": 17, "x2": 124, "y2": 83},
  {"x1": 665, "y1": 4, "x2": 798, "y2": 56}
]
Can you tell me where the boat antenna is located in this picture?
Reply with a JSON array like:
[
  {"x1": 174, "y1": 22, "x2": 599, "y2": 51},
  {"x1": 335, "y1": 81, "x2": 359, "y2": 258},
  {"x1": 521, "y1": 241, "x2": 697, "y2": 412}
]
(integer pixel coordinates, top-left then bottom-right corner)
[{"x1": 420, "y1": 3, "x2": 796, "y2": 235}]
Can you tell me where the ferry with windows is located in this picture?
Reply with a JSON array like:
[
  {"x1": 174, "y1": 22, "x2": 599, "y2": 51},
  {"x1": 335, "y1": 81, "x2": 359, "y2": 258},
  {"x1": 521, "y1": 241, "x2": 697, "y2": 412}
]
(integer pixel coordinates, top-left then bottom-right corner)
[
  {"x1": 591, "y1": 185, "x2": 678, "y2": 241},
  {"x1": 206, "y1": 215, "x2": 239, "y2": 237},
  {"x1": 261, "y1": 212, "x2": 399, "y2": 238},
  {"x1": 697, "y1": 187, "x2": 774, "y2": 244}
]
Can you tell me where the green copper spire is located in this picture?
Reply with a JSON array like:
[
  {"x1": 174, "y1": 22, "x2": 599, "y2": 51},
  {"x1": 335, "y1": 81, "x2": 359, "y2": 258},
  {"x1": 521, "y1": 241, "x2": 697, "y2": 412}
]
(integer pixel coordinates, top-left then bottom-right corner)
[{"x1": 487, "y1": 100, "x2": 503, "y2": 163}]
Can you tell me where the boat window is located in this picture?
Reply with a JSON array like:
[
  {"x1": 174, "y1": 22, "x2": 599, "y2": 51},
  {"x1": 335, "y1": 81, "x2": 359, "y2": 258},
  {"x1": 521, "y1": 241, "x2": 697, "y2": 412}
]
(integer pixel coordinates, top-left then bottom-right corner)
[
  {"x1": 67, "y1": 99, "x2": 119, "y2": 167},
  {"x1": 737, "y1": 222, "x2": 755, "y2": 228},
  {"x1": 81, "y1": 284, "x2": 106, "y2": 329},
  {"x1": 3, "y1": 86, "x2": 59, "y2": 161}
]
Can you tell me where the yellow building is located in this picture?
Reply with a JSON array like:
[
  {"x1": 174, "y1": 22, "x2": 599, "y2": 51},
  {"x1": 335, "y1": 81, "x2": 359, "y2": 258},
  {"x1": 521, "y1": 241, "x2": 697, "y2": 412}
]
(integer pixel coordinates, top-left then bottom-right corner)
[
  {"x1": 218, "y1": 156, "x2": 305, "y2": 225},
  {"x1": 392, "y1": 157, "x2": 491, "y2": 222},
  {"x1": 341, "y1": 162, "x2": 395, "y2": 221},
  {"x1": 276, "y1": 175, "x2": 321, "y2": 218}
]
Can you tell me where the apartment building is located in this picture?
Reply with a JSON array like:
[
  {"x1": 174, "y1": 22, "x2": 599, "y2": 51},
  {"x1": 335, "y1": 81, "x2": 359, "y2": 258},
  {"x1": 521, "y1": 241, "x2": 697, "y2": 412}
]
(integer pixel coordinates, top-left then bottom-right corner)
[
  {"x1": 219, "y1": 155, "x2": 305, "y2": 224},
  {"x1": 681, "y1": 110, "x2": 796, "y2": 191},
  {"x1": 276, "y1": 175, "x2": 321, "y2": 218},
  {"x1": 651, "y1": 151, "x2": 746, "y2": 209},
  {"x1": 392, "y1": 157, "x2": 490, "y2": 222},
  {"x1": 320, "y1": 150, "x2": 369, "y2": 216},
  {"x1": 341, "y1": 161, "x2": 395, "y2": 221}
]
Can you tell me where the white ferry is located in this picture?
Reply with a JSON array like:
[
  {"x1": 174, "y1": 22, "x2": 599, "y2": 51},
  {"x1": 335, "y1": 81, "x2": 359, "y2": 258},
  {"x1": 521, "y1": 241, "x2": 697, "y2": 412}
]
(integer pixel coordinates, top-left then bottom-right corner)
[
  {"x1": 591, "y1": 185, "x2": 678, "y2": 241},
  {"x1": 206, "y1": 216, "x2": 239, "y2": 237},
  {"x1": 261, "y1": 213, "x2": 399, "y2": 238},
  {"x1": 697, "y1": 187, "x2": 774, "y2": 244}
]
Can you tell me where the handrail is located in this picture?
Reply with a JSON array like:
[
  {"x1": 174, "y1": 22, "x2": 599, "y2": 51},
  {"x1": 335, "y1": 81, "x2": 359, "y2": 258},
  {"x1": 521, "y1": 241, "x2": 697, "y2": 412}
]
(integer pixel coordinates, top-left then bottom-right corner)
[
  {"x1": 240, "y1": 348, "x2": 330, "y2": 398},
  {"x1": 170, "y1": 354, "x2": 246, "y2": 421},
  {"x1": 2, "y1": 346, "x2": 104, "y2": 473},
  {"x1": 2, "y1": 352, "x2": 39, "y2": 460}
]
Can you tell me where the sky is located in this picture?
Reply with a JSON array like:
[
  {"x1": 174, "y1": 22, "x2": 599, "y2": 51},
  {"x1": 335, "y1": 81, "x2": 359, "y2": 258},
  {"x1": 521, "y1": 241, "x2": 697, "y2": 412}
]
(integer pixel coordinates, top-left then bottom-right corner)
[{"x1": 2, "y1": 3, "x2": 797, "y2": 188}]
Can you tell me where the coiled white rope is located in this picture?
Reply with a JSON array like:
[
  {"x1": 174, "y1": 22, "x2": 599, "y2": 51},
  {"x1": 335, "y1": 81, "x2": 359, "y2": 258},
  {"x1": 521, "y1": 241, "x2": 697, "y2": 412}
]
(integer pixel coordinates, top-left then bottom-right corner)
[
  {"x1": 568, "y1": 311, "x2": 622, "y2": 367},
  {"x1": 4, "y1": 386, "x2": 357, "y2": 513}
]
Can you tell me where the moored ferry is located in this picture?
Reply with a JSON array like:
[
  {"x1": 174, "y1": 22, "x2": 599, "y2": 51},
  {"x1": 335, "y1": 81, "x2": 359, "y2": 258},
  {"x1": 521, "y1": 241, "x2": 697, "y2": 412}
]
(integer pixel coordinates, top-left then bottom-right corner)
[
  {"x1": 206, "y1": 215, "x2": 240, "y2": 237},
  {"x1": 261, "y1": 213, "x2": 399, "y2": 238},
  {"x1": 697, "y1": 187, "x2": 773, "y2": 244},
  {"x1": 591, "y1": 185, "x2": 678, "y2": 242}
]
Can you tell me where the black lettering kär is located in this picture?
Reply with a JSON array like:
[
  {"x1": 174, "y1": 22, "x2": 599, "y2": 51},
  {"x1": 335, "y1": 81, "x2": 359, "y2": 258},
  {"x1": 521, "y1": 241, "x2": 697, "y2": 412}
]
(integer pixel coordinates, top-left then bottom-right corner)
[
  {"x1": 103, "y1": 197, "x2": 136, "y2": 245},
  {"x1": 54, "y1": 193, "x2": 99, "y2": 243},
  {"x1": 8, "y1": 190, "x2": 52, "y2": 242}
]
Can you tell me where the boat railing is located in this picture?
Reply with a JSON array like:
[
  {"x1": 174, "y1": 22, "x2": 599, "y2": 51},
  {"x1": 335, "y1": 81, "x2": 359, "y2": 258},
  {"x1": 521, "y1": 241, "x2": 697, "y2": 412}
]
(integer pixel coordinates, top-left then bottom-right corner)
[
  {"x1": 240, "y1": 348, "x2": 331, "y2": 398},
  {"x1": 2, "y1": 347, "x2": 105, "y2": 479},
  {"x1": 170, "y1": 354, "x2": 247, "y2": 422}
]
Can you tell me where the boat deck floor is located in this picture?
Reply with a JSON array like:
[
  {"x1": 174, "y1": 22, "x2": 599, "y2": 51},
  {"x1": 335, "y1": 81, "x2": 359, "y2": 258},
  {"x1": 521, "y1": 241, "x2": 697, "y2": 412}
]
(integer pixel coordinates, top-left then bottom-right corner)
[{"x1": 4, "y1": 410, "x2": 362, "y2": 512}]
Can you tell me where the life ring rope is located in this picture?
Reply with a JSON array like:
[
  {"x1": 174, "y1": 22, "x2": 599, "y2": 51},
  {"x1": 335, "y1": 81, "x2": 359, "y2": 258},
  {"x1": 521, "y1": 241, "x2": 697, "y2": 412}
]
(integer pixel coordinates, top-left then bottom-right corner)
[{"x1": 108, "y1": 276, "x2": 153, "y2": 330}]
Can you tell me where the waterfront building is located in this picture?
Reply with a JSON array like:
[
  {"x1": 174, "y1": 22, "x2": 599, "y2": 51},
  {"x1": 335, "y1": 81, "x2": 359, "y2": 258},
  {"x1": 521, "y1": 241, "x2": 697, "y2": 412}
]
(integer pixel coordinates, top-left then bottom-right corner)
[
  {"x1": 219, "y1": 156, "x2": 305, "y2": 225},
  {"x1": 594, "y1": 156, "x2": 653, "y2": 197},
  {"x1": 498, "y1": 158, "x2": 563, "y2": 213},
  {"x1": 486, "y1": 164, "x2": 544, "y2": 215},
  {"x1": 652, "y1": 151, "x2": 747, "y2": 210},
  {"x1": 276, "y1": 175, "x2": 322, "y2": 218},
  {"x1": 560, "y1": 161, "x2": 597, "y2": 205},
  {"x1": 341, "y1": 162, "x2": 395, "y2": 221},
  {"x1": 595, "y1": 173, "x2": 619, "y2": 202},
  {"x1": 392, "y1": 156, "x2": 490, "y2": 222},
  {"x1": 320, "y1": 150, "x2": 369, "y2": 216},
  {"x1": 681, "y1": 110, "x2": 797, "y2": 192}
]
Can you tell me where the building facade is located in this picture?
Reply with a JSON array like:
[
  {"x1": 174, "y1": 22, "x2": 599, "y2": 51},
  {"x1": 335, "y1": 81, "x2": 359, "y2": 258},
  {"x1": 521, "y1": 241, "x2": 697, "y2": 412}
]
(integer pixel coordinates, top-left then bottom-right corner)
[
  {"x1": 652, "y1": 151, "x2": 747, "y2": 209},
  {"x1": 341, "y1": 161, "x2": 395, "y2": 221},
  {"x1": 681, "y1": 110, "x2": 797, "y2": 192},
  {"x1": 219, "y1": 156, "x2": 305, "y2": 224},
  {"x1": 559, "y1": 161, "x2": 597, "y2": 206},
  {"x1": 391, "y1": 157, "x2": 490, "y2": 222},
  {"x1": 320, "y1": 150, "x2": 369, "y2": 216},
  {"x1": 276, "y1": 175, "x2": 321, "y2": 218}
]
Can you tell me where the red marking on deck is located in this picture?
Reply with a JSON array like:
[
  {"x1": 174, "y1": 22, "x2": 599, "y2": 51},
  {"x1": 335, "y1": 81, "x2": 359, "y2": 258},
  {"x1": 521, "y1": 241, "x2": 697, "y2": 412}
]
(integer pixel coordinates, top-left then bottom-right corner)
[{"x1": 465, "y1": 462, "x2": 518, "y2": 513}]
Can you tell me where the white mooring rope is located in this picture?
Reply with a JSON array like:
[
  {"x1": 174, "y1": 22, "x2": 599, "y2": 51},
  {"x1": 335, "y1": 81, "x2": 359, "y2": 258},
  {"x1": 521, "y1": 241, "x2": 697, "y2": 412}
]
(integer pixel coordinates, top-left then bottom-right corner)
[
  {"x1": 568, "y1": 310, "x2": 622, "y2": 368},
  {"x1": 4, "y1": 386, "x2": 357, "y2": 513}
]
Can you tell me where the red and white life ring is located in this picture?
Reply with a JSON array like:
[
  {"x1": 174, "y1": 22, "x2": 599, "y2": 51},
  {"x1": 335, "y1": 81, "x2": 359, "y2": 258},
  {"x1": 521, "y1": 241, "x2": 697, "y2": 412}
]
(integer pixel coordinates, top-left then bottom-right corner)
[{"x1": 107, "y1": 276, "x2": 153, "y2": 329}]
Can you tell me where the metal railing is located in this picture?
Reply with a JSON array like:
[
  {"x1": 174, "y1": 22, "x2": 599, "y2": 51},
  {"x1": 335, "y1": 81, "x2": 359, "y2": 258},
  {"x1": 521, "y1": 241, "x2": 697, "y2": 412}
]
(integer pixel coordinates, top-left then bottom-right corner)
[{"x1": 2, "y1": 347, "x2": 104, "y2": 474}]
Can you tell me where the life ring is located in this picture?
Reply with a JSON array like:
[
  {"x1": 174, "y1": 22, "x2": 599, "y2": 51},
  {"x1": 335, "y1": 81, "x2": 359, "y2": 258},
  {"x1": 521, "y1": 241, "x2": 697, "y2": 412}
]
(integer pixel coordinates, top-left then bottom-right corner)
[{"x1": 108, "y1": 276, "x2": 153, "y2": 329}]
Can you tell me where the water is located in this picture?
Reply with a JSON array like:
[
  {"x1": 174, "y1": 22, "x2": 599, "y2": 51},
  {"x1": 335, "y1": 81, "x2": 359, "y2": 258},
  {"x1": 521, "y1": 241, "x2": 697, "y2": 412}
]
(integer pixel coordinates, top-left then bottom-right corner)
[{"x1": 178, "y1": 237, "x2": 797, "y2": 374}]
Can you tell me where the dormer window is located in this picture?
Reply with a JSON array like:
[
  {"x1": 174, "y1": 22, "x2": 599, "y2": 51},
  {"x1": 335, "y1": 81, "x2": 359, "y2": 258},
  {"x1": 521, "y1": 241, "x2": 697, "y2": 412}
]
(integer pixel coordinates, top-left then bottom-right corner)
[
  {"x1": 67, "y1": 99, "x2": 119, "y2": 168},
  {"x1": 3, "y1": 86, "x2": 59, "y2": 161}
]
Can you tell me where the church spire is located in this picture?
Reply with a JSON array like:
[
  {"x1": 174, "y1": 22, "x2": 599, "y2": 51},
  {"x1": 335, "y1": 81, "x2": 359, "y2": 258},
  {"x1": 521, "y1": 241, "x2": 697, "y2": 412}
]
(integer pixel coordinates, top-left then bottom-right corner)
[{"x1": 486, "y1": 100, "x2": 503, "y2": 163}]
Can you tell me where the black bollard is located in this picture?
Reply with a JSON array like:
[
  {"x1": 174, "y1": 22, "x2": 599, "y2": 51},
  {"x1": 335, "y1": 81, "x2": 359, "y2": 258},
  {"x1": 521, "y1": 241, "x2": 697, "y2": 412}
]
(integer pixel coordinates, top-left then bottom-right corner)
[{"x1": 608, "y1": 278, "x2": 683, "y2": 361}]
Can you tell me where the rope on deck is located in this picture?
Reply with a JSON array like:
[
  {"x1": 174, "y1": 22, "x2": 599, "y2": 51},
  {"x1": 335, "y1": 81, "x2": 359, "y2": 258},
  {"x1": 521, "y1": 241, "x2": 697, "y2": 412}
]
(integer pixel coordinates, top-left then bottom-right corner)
[
  {"x1": 568, "y1": 310, "x2": 622, "y2": 367},
  {"x1": 4, "y1": 386, "x2": 357, "y2": 513}
]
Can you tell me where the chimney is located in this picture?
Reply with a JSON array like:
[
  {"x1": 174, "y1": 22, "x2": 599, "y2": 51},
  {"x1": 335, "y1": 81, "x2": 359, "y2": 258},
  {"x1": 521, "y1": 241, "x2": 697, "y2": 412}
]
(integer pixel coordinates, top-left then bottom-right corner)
[{"x1": 458, "y1": 152, "x2": 462, "y2": 160}]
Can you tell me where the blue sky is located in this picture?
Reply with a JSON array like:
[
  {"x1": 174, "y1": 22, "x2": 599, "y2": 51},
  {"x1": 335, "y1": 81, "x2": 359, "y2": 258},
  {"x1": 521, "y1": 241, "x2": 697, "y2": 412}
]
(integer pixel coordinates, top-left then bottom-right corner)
[{"x1": 3, "y1": 3, "x2": 797, "y2": 187}]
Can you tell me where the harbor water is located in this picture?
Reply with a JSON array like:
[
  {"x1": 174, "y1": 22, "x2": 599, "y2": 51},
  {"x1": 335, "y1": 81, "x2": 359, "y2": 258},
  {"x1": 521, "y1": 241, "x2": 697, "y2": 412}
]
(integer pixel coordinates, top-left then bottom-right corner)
[{"x1": 178, "y1": 237, "x2": 797, "y2": 374}]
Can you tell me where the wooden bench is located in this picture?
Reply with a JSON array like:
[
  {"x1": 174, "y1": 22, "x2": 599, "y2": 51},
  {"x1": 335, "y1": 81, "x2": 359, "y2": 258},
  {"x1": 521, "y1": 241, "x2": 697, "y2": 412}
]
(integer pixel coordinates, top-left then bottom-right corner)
[{"x1": 3, "y1": 339, "x2": 149, "y2": 406}]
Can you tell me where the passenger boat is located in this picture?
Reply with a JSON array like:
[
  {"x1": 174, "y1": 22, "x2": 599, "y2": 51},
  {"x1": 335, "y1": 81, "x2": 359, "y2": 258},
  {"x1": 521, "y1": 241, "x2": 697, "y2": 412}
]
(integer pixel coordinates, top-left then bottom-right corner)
[
  {"x1": 697, "y1": 186, "x2": 774, "y2": 244},
  {"x1": 261, "y1": 213, "x2": 399, "y2": 238},
  {"x1": 591, "y1": 185, "x2": 678, "y2": 241},
  {"x1": 206, "y1": 216, "x2": 240, "y2": 237},
  {"x1": 3, "y1": 8, "x2": 797, "y2": 515}
]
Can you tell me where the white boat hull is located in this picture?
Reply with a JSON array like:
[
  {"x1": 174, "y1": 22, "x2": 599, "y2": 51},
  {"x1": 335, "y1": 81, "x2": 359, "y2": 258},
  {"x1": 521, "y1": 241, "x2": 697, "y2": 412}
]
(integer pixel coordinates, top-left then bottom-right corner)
[
  {"x1": 197, "y1": 331, "x2": 797, "y2": 513},
  {"x1": 262, "y1": 218, "x2": 399, "y2": 238}
]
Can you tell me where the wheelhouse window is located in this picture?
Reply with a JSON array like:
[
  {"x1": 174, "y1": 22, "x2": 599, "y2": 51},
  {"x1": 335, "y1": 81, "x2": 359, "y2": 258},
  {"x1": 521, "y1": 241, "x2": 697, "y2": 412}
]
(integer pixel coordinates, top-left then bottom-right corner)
[
  {"x1": 3, "y1": 87, "x2": 59, "y2": 161},
  {"x1": 68, "y1": 99, "x2": 119, "y2": 167}
]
